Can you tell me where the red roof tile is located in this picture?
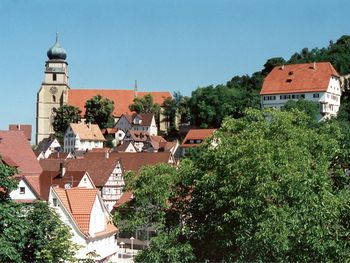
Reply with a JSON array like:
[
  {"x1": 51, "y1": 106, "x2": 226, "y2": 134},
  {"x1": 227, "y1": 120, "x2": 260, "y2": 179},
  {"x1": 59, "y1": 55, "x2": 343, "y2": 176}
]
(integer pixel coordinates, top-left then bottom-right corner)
[
  {"x1": 0, "y1": 131, "x2": 42, "y2": 176},
  {"x1": 114, "y1": 191, "x2": 133, "y2": 208},
  {"x1": 53, "y1": 187, "x2": 118, "y2": 236},
  {"x1": 84, "y1": 151, "x2": 173, "y2": 173},
  {"x1": 67, "y1": 90, "x2": 171, "y2": 117},
  {"x1": 181, "y1": 129, "x2": 217, "y2": 148},
  {"x1": 260, "y1": 62, "x2": 339, "y2": 95},
  {"x1": 9, "y1": 124, "x2": 32, "y2": 142}
]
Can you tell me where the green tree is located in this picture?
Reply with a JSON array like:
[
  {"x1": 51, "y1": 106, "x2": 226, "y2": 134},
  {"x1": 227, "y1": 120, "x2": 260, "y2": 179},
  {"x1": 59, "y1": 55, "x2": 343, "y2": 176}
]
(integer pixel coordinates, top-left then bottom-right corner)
[
  {"x1": 115, "y1": 162, "x2": 195, "y2": 262},
  {"x1": 0, "y1": 157, "x2": 18, "y2": 200},
  {"x1": 84, "y1": 95, "x2": 115, "y2": 129},
  {"x1": 261, "y1": 57, "x2": 286, "y2": 76},
  {"x1": 0, "y1": 201, "x2": 77, "y2": 262},
  {"x1": 52, "y1": 105, "x2": 82, "y2": 142},
  {"x1": 282, "y1": 99, "x2": 319, "y2": 120},
  {"x1": 129, "y1": 93, "x2": 160, "y2": 115},
  {"x1": 185, "y1": 109, "x2": 350, "y2": 262}
]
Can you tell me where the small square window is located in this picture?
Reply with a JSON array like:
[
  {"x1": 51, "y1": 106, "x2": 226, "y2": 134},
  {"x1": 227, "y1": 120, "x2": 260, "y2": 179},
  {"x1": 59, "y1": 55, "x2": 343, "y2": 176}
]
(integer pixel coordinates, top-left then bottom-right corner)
[{"x1": 20, "y1": 187, "x2": 25, "y2": 194}]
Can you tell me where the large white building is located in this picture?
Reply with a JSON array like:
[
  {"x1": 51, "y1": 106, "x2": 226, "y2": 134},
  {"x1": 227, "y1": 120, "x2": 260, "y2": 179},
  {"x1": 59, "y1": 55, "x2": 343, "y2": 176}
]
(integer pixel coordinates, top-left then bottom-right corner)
[{"x1": 260, "y1": 62, "x2": 341, "y2": 119}]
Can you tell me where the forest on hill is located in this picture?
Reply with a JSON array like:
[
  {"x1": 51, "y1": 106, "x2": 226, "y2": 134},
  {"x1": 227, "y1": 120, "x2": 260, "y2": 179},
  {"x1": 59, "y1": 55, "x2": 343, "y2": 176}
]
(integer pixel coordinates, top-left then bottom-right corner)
[{"x1": 181, "y1": 35, "x2": 350, "y2": 129}]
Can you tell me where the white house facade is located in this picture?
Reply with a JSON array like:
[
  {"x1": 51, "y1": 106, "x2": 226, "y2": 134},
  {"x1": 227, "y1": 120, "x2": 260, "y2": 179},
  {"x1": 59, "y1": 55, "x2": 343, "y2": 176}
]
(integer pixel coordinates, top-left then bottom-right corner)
[
  {"x1": 49, "y1": 187, "x2": 118, "y2": 261},
  {"x1": 260, "y1": 62, "x2": 341, "y2": 119},
  {"x1": 64, "y1": 123, "x2": 105, "y2": 153}
]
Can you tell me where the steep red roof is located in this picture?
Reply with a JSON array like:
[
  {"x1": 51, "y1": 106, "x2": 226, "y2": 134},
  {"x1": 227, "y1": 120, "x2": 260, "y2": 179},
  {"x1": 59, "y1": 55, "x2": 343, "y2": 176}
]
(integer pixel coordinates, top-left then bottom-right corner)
[
  {"x1": 260, "y1": 62, "x2": 339, "y2": 95},
  {"x1": 0, "y1": 131, "x2": 42, "y2": 176},
  {"x1": 181, "y1": 129, "x2": 217, "y2": 148},
  {"x1": 53, "y1": 187, "x2": 97, "y2": 235},
  {"x1": 9, "y1": 124, "x2": 32, "y2": 142},
  {"x1": 67, "y1": 90, "x2": 171, "y2": 117}
]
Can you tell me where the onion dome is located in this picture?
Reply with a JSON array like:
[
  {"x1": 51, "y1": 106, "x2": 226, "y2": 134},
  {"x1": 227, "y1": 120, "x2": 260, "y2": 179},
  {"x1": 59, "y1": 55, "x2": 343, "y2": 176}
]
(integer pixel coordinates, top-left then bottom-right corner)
[{"x1": 47, "y1": 33, "x2": 67, "y2": 60}]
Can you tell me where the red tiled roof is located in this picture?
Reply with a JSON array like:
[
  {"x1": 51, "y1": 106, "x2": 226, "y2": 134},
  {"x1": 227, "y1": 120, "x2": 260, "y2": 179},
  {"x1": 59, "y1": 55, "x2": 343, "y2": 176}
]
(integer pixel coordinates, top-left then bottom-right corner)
[
  {"x1": 40, "y1": 159, "x2": 64, "y2": 171},
  {"x1": 0, "y1": 131, "x2": 42, "y2": 176},
  {"x1": 47, "y1": 152, "x2": 71, "y2": 160},
  {"x1": 53, "y1": 187, "x2": 98, "y2": 235},
  {"x1": 39, "y1": 170, "x2": 88, "y2": 200},
  {"x1": 9, "y1": 124, "x2": 32, "y2": 142},
  {"x1": 67, "y1": 90, "x2": 171, "y2": 117},
  {"x1": 132, "y1": 113, "x2": 154, "y2": 126},
  {"x1": 64, "y1": 158, "x2": 119, "y2": 187},
  {"x1": 181, "y1": 129, "x2": 217, "y2": 148},
  {"x1": 260, "y1": 62, "x2": 339, "y2": 95},
  {"x1": 84, "y1": 151, "x2": 173, "y2": 173},
  {"x1": 114, "y1": 191, "x2": 133, "y2": 208}
]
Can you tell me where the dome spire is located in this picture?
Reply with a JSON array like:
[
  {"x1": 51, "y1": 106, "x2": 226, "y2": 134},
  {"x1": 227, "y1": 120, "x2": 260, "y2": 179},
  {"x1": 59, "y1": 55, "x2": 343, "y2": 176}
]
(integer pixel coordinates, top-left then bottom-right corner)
[{"x1": 47, "y1": 33, "x2": 67, "y2": 60}]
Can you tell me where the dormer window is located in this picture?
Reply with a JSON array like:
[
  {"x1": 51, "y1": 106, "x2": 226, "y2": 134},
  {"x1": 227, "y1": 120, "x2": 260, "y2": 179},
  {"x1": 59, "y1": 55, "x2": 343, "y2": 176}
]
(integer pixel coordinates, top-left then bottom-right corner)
[
  {"x1": 286, "y1": 79, "x2": 292, "y2": 83},
  {"x1": 288, "y1": 71, "x2": 293, "y2": 76}
]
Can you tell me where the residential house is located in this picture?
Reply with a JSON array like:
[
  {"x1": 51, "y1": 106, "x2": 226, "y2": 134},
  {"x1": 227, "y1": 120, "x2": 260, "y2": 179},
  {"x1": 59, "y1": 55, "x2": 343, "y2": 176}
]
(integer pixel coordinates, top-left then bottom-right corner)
[
  {"x1": 0, "y1": 130, "x2": 43, "y2": 202},
  {"x1": 64, "y1": 123, "x2": 105, "y2": 153},
  {"x1": 115, "y1": 113, "x2": 157, "y2": 137},
  {"x1": 49, "y1": 187, "x2": 118, "y2": 261},
  {"x1": 115, "y1": 141, "x2": 137, "y2": 153},
  {"x1": 47, "y1": 151, "x2": 74, "y2": 160},
  {"x1": 34, "y1": 136, "x2": 62, "y2": 159},
  {"x1": 124, "y1": 130, "x2": 151, "y2": 152},
  {"x1": 180, "y1": 129, "x2": 217, "y2": 156},
  {"x1": 64, "y1": 157, "x2": 124, "y2": 212},
  {"x1": 260, "y1": 62, "x2": 341, "y2": 119}
]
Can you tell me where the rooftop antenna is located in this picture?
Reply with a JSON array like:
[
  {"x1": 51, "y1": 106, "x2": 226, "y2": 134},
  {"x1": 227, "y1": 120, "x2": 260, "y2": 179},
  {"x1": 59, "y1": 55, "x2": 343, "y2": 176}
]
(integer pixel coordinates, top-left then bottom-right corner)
[{"x1": 134, "y1": 80, "x2": 138, "y2": 98}]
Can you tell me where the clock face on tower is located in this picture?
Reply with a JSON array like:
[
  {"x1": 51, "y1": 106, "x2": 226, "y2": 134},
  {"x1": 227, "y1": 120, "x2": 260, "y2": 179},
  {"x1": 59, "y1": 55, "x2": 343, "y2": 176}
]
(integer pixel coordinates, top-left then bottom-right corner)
[{"x1": 50, "y1": 86, "x2": 58, "y2": 95}]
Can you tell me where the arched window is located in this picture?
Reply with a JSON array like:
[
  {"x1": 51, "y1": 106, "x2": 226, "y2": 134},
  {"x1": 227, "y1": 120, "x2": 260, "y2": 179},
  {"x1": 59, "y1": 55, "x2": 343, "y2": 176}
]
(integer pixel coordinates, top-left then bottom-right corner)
[{"x1": 52, "y1": 95, "x2": 56, "y2": 103}]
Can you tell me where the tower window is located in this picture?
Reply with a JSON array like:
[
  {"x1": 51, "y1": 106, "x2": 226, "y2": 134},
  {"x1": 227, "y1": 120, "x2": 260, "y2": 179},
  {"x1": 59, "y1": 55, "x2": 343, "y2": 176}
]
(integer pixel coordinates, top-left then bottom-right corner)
[
  {"x1": 52, "y1": 95, "x2": 56, "y2": 103},
  {"x1": 53, "y1": 73, "x2": 57, "y2": 81}
]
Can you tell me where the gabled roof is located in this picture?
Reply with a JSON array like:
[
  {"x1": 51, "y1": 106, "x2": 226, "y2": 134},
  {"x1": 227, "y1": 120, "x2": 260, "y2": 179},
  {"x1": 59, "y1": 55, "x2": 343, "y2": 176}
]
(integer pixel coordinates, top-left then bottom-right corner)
[
  {"x1": 115, "y1": 141, "x2": 136, "y2": 152},
  {"x1": 9, "y1": 124, "x2": 32, "y2": 142},
  {"x1": 64, "y1": 158, "x2": 120, "y2": 187},
  {"x1": 70, "y1": 123, "x2": 105, "y2": 141},
  {"x1": 132, "y1": 113, "x2": 154, "y2": 126},
  {"x1": 35, "y1": 136, "x2": 60, "y2": 154},
  {"x1": 260, "y1": 62, "x2": 340, "y2": 95},
  {"x1": 84, "y1": 151, "x2": 173, "y2": 173},
  {"x1": 53, "y1": 187, "x2": 102, "y2": 235},
  {"x1": 150, "y1": 136, "x2": 175, "y2": 152},
  {"x1": 47, "y1": 152, "x2": 73, "y2": 160},
  {"x1": 0, "y1": 131, "x2": 42, "y2": 176},
  {"x1": 39, "y1": 170, "x2": 90, "y2": 200},
  {"x1": 67, "y1": 90, "x2": 171, "y2": 117},
  {"x1": 181, "y1": 129, "x2": 217, "y2": 148}
]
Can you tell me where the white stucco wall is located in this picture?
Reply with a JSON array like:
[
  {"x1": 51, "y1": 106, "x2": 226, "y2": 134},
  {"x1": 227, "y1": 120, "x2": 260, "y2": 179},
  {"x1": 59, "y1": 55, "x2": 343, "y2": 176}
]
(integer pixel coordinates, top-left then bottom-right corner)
[{"x1": 10, "y1": 179, "x2": 37, "y2": 201}]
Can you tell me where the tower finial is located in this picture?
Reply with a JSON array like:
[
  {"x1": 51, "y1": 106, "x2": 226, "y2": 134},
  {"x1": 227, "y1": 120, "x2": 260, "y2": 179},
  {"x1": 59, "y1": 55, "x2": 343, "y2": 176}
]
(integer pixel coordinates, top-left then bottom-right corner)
[
  {"x1": 134, "y1": 80, "x2": 138, "y2": 98},
  {"x1": 56, "y1": 32, "x2": 59, "y2": 43}
]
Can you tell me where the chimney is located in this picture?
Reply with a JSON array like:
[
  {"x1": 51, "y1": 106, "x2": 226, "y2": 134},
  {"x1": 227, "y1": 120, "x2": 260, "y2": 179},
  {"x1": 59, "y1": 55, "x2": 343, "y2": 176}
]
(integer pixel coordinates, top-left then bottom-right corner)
[
  {"x1": 313, "y1": 61, "x2": 317, "y2": 70},
  {"x1": 281, "y1": 64, "x2": 284, "y2": 70},
  {"x1": 105, "y1": 151, "x2": 110, "y2": 159},
  {"x1": 59, "y1": 162, "x2": 66, "y2": 178},
  {"x1": 87, "y1": 122, "x2": 91, "y2": 130}
]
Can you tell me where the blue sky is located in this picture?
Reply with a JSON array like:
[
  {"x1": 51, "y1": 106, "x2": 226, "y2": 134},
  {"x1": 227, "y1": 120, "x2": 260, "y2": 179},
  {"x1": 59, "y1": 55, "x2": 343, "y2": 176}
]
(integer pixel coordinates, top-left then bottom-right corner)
[{"x1": 0, "y1": 0, "x2": 350, "y2": 140}]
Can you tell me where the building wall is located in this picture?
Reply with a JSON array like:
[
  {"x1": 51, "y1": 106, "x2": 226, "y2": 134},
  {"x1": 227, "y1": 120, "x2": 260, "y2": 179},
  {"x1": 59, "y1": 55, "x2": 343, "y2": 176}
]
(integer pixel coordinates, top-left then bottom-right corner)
[
  {"x1": 36, "y1": 60, "x2": 69, "y2": 144},
  {"x1": 261, "y1": 76, "x2": 341, "y2": 119},
  {"x1": 10, "y1": 179, "x2": 37, "y2": 201}
]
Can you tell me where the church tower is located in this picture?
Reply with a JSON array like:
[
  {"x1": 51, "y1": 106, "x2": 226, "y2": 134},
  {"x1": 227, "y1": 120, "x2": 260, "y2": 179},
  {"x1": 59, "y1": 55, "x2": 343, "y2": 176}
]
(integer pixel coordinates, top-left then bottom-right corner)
[{"x1": 36, "y1": 33, "x2": 70, "y2": 144}]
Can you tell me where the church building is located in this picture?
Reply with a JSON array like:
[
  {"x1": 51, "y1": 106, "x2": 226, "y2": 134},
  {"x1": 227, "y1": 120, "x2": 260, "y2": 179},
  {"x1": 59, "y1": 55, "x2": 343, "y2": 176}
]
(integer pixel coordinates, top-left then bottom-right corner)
[{"x1": 36, "y1": 35, "x2": 171, "y2": 144}]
